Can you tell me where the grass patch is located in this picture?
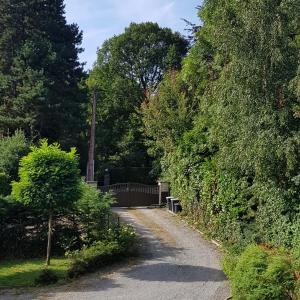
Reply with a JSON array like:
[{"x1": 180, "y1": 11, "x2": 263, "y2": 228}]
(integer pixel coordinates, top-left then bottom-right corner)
[{"x1": 0, "y1": 258, "x2": 71, "y2": 287}]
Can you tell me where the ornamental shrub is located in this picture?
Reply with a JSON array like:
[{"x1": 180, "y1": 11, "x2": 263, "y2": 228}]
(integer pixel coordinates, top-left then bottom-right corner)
[
  {"x1": 12, "y1": 140, "x2": 81, "y2": 265},
  {"x1": 224, "y1": 245, "x2": 298, "y2": 300}
]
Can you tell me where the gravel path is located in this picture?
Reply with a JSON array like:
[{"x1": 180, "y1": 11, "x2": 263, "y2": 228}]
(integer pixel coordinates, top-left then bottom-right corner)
[{"x1": 1, "y1": 208, "x2": 230, "y2": 300}]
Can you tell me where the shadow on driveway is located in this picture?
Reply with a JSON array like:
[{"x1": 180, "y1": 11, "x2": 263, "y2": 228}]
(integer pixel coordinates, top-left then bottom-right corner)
[{"x1": 123, "y1": 262, "x2": 227, "y2": 283}]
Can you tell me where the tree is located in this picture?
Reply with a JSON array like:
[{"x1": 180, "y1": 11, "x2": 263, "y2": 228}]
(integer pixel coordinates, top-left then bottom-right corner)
[
  {"x1": 0, "y1": 0, "x2": 87, "y2": 148},
  {"x1": 95, "y1": 22, "x2": 188, "y2": 94},
  {"x1": 142, "y1": 0, "x2": 300, "y2": 249},
  {"x1": 89, "y1": 22, "x2": 188, "y2": 181},
  {"x1": 12, "y1": 140, "x2": 81, "y2": 265}
]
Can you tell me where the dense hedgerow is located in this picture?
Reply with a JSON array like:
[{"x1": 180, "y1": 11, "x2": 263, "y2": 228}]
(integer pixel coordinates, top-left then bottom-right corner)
[
  {"x1": 142, "y1": 0, "x2": 300, "y2": 251},
  {"x1": 223, "y1": 245, "x2": 299, "y2": 300},
  {"x1": 141, "y1": 1, "x2": 300, "y2": 298}
]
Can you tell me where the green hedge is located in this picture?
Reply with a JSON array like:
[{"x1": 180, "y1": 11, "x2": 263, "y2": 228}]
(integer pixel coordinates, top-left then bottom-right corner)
[{"x1": 223, "y1": 245, "x2": 299, "y2": 300}]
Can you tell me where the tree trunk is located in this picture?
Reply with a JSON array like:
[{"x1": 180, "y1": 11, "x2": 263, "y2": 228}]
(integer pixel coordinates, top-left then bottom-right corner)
[{"x1": 46, "y1": 210, "x2": 53, "y2": 266}]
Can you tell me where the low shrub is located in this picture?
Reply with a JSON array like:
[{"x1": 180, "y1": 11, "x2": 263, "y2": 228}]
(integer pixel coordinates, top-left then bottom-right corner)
[
  {"x1": 67, "y1": 241, "x2": 120, "y2": 278},
  {"x1": 34, "y1": 269, "x2": 58, "y2": 285},
  {"x1": 293, "y1": 245, "x2": 300, "y2": 299},
  {"x1": 67, "y1": 225, "x2": 136, "y2": 278},
  {"x1": 223, "y1": 245, "x2": 298, "y2": 300}
]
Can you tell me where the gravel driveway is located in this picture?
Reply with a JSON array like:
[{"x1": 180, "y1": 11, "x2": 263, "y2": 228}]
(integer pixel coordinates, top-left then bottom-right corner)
[{"x1": 1, "y1": 208, "x2": 230, "y2": 300}]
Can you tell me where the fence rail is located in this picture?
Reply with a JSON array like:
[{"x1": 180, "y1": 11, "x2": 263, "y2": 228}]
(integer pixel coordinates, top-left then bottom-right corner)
[{"x1": 100, "y1": 182, "x2": 159, "y2": 195}]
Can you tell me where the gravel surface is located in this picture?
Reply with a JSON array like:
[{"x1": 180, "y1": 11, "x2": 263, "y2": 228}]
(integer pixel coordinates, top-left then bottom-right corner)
[{"x1": 1, "y1": 208, "x2": 230, "y2": 300}]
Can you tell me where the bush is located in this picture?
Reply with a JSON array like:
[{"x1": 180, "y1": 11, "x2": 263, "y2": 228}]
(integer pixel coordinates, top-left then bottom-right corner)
[
  {"x1": 0, "y1": 131, "x2": 29, "y2": 181},
  {"x1": 75, "y1": 181, "x2": 115, "y2": 242},
  {"x1": 34, "y1": 269, "x2": 58, "y2": 285},
  {"x1": 67, "y1": 225, "x2": 136, "y2": 278},
  {"x1": 106, "y1": 224, "x2": 137, "y2": 254},
  {"x1": 0, "y1": 173, "x2": 11, "y2": 196},
  {"x1": 224, "y1": 245, "x2": 298, "y2": 300},
  {"x1": 67, "y1": 241, "x2": 120, "y2": 278},
  {"x1": 293, "y1": 246, "x2": 300, "y2": 299}
]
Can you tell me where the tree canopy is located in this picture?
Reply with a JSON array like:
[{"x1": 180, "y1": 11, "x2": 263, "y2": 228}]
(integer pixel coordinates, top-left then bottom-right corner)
[
  {"x1": 0, "y1": 0, "x2": 87, "y2": 149},
  {"x1": 141, "y1": 0, "x2": 300, "y2": 250},
  {"x1": 12, "y1": 140, "x2": 81, "y2": 264},
  {"x1": 88, "y1": 22, "x2": 188, "y2": 182}
]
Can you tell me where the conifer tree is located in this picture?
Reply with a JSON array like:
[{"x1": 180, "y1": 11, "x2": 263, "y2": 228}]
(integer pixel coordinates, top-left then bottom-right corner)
[{"x1": 0, "y1": 0, "x2": 87, "y2": 148}]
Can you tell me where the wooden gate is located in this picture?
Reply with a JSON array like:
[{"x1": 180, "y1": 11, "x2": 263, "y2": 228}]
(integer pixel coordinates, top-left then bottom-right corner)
[{"x1": 100, "y1": 183, "x2": 159, "y2": 207}]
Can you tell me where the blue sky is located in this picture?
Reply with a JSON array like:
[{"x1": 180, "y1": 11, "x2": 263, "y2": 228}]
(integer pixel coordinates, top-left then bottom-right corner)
[{"x1": 64, "y1": 0, "x2": 201, "y2": 70}]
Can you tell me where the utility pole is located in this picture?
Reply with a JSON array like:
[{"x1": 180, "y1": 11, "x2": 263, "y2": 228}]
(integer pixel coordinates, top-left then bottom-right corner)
[{"x1": 86, "y1": 91, "x2": 97, "y2": 185}]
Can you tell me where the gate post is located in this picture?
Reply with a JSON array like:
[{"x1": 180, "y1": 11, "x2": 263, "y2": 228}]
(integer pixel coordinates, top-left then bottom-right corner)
[{"x1": 158, "y1": 181, "x2": 169, "y2": 206}]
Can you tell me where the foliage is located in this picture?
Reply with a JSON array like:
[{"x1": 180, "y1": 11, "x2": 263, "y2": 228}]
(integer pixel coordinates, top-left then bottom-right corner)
[
  {"x1": 0, "y1": 196, "x2": 81, "y2": 259},
  {"x1": 0, "y1": 0, "x2": 87, "y2": 149},
  {"x1": 0, "y1": 131, "x2": 29, "y2": 180},
  {"x1": 142, "y1": 0, "x2": 300, "y2": 252},
  {"x1": 12, "y1": 140, "x2": 81, "y2": 264},
  {"x1": 68, "y1": 226, "x2": 136, "y2": 278},
  {"x1": 75, "y1": 181, "x2": 114, "y2": 242},
  {"x1": 88, "y1": 22, "x2": 188, "y2": 181},
  {"x1": 223, "y1": 245, "x2": 299, "y2": 300},
  {"x1": 93, "y1": 22, "x2": 188, "y2": 93},
  {"x1": 34, "y1": 269, "x2": 58, "y2": 286},
  {"x1": 0, "y1": 131, "x2": 29, "y2": 196},
  {"x1": 0, "y1": 258, "x2": 70, "y2": 287},
  {"x1": 12, "y1": 140, "x2": 80, "y2": 211},
  {"x1": 0, "y1": 173, "x2": 11, "y2": 196}
]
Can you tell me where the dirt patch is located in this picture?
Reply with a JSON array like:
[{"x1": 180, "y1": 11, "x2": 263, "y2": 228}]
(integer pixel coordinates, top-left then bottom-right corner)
[{"x1": 126, "y1": 208, "x2": 176, "y2": 246}]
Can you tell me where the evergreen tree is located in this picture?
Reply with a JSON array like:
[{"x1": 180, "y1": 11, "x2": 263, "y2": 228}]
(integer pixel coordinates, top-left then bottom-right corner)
[{"x1": 0, "y1": 0, "x2": 87, "y2": 148}]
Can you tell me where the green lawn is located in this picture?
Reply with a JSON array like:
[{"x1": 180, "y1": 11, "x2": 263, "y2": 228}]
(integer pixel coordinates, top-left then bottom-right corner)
[{"x1": 0, "y1": 258, "x2": 71, "y2": 287}]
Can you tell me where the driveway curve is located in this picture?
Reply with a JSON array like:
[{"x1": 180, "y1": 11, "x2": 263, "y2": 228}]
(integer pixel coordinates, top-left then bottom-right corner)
[{"x1": 1, "y1": 208, "x2": 230, "y2": 300}]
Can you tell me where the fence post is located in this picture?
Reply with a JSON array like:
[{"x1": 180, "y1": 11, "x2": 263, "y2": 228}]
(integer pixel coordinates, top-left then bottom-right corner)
[{"x1": 158, "y1": 181, "x2": 170, "y2": 206}]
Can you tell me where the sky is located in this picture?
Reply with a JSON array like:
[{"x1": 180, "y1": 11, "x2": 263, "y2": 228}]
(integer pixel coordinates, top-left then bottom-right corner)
[{"x1": 64, "y1": 0, "x2": 201, "y2": 70}]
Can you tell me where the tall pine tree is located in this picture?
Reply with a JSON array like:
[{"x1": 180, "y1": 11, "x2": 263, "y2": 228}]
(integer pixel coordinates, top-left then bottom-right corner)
[{"x1": 0, "y1": 0, "x2": 87, "y2": 148}]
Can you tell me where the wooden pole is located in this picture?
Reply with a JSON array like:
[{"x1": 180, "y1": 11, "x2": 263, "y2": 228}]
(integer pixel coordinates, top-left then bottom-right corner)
[{"x1": 87, "y1": 92, "x2": 96, "y2": 182}]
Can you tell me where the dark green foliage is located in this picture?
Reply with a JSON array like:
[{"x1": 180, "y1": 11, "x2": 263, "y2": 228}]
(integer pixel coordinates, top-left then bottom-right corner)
[
  {"x1": 0, "y1": 131, "x2": 29, "y2": 180},
  {"x1": 0, "y1": 0, "x2": 87, "y2": 149},
  {"x1": 0, "y1": 196, "x2": 81, "y2": 259},
  {"x1": 75, "y1": 181, "x2": 115, "y2": 242},
  {"x1": 142, "y1": 0, "x2": 300, "y2": 252},
  {"x1": 67, "y1": 226, "x2": 136, "y2": 278},
  {"x1": 0, "y1": 173, "x2": 11, "y2": 196},
  {"x1": 223, "y1": 245, "x2": 298, "y2": 300},
  {"x1": 67, "y1": 241, "x2": 119, "y2": 278},
  {"x1": 34, "y1": 269, "x2": 58, "y2": 286},
  {"x1": 89, "y1": 22, "x2": 188, "y2": 181}
]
